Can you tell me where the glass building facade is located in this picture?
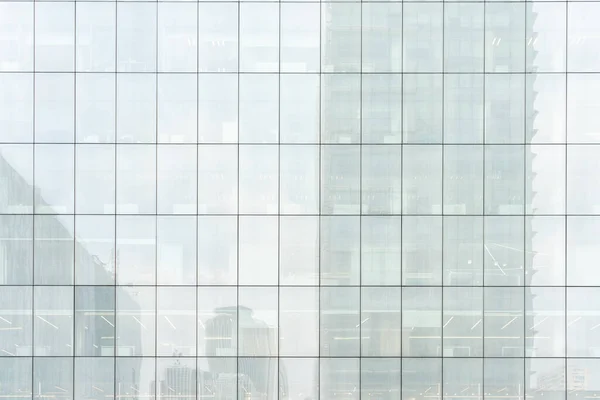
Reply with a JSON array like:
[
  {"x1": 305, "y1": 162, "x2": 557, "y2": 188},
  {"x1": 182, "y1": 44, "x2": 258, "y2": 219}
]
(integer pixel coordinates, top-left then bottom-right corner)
[{"x1": 0, "y1": 0, "x2": 600, "y2": 399}]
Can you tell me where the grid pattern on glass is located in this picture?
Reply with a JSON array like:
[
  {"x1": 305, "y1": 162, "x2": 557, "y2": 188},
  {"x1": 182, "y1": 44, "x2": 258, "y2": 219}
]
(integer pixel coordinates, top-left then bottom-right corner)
[{"x1": 0, "y1": 0, "x2": 597, "y2": 399}]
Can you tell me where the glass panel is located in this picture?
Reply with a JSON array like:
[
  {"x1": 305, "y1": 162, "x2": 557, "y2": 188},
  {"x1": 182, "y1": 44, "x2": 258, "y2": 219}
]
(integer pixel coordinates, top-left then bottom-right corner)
[
  {"x1": 157, "y1": 145, "x2": 196, "y2": 214},
  {"x1": 527, "y1": 145, "x2": 565, "y2": 214},
  {"x1": 321, "y1": 145, "x2": 360, "y2": 214},
  {"x1": 280, "y1": 145, "x2": 319, "y2": 214},
  {"x1": 526, "y1": 74, "x2": 566, "y2": 144},
  {"x1": 361, "y1": 216, "x2": 401, "y2": 286},
  {"x1": 35, "y1": 144, "x2": 74, "y2": 214},
  {"x1": 116, "y1": 74, "x2": 156, "y2": 143},
  {"x1": 198, "y1": 145, "x2": 237, "y2": 214},
  {"x1": 34, "y1": 357, "x2": 73, "y2": 400},
  {"x1": 157, "y1": 3, "x2": 197, "y2": 73},
  {"x1": 443, "y1": 287, "x2": 483, "y2": 357},
  {"x1": 483, "y1": 358, "x2": 524, "y2": 400},
  {"x1": 484, "y1": 145, "x2": 525, "y2": 215},
  {"x1": 527, "y1": 358, "x2": 564, "y2": 400},
  {"x1": 115, "y1": 358, "x2": 155, "y2": 399},
  {"x1": 239, "y1": 3, "x2": 279, "y2": 73},
  {"x1": 157, "y1": 358, "x2": 197, "y2": 399},
  {"x1": 362, "y1": 74, "x2": 402, "y2": 144},
  {"x1": 444, "y1": 74, "x2": 484, "y2": 144},
  {"x1": 362, "y1": 145, "x2": 401, "y2": 215},
  {"x1": 280, "y1": 3, "x2": 319, "y2": 73},
  {"x1": 117, "y1": 3, "x2": 156, "y2": 72},
  {"x1": 279, "y1": 216, "x2": 319, "y2": 286},
  {"x1": 198, "y1": 3, "x2": 238, "y2": 72},
  {"x1": 443, "y1": 216, "x2": 483, "y2": 286},
  {"x1": 198, "y1": 357, "x2": 238, "y2": 398},
  {"x1": 76, "y1": 74, "x2": 115, "y2": 143},
  {"x1": 485, "y1": 3, "x2": 525, "y2": 73},
  {"x1": 484, "y1": 287, "x2": 524, "y2": 357},
  {"x1": 280, "y1": 74, "x2": 319, "y2": 144},
  {"x1": 0, "y1": 215, "x2": 33, "y2": 285},
  {"x1": 116, "y1": 144, "x2": 156, "y2": 214},
  {"x1": 75, "y1": 215, "x2": 115, "y2": 286},
  {"x1": 0, "y1": 286, "x2": 32, "y2": 356},
  {"x1": 568, "y1": 3, "x2": 600, "y2": 72},
  {"x1": 321, "y1": 3, "x2": 361, "y2": 73},
  {"x1": 157, "y1": 74, "x2": 197, "y2": 144},
  {"x1": 444, "y1": 3, "x2": 484, "y2": 73},
  {"x1": 239, "y1": 287, "x2": 278, "y2": 357},
  {"x1": 280, "y1": 358, "x2": 318, "y2": 400},
  {"x1": 239, "y1": 216, "x2": 278, "y2": 286},
  {"x1": 35, "y1": 74, "x2": 74, "y2": 143},
  {"x1": 0, "y1": 358, "x2": 32, "y2": 399},
  {"x1": 157, "y1": 216, "x2": 196, "y2": 285},
  {"x1": 76, "y1": 144, "x2": 115, "y2": 214},
  {"x1": 197, "y1": 216, "x2": 237, "y2": 285},
  {"x1": 0, "y1": 145, "x2": 33, "y2": 214},
  {"x1": 567, "y1": 359, "x2": 600, "y2": 400},
  {"x1": 361, "y1": 287, "x2": 401, "y2": 357},
  {"x1": 321, "y1": 75, "x2": 361, "y2": 144},
  {"x1": 320, "y1": 287, "x2": 359, "y2": 357},
  {"x1": 402, "y1": 287, "x2": 442, "y2": 357},
  {"x1": 34, "y1": 286, "x2": 73, "y2": 356},
  {"x1": 0, "y1": 3, "x2": 33, "y2": 72},
  {"x1": 526, "y1": 287, "x2": 565, "y2": 358},
  {"x1": 361, "y1": 358, "x2": 401, "y2": 399},
  {"x1": 280, "y1": 287, "x2": 319, "y2": 357},
  {"x1": 404, "y1": 74, "x2": 443, "y2": 144},
  {"x1": 362, "y1": 3, "x2": 402, "y2": 73},
  {"x1": 75, "y1": 286, "x2": 115, "y2": 357},
  {"x1": 528, "y1": 3, "x2": 566, "y2": 73},
  {"x1": 567, "y1": 75, "x2": 600, "y2": 144},
  {"x1": 239, "y1": 74, "x2": 278, "y2": 144},
  {"x1": 238, "y1": 357, "x2": 278, "y2": 400},
  {"x1": 403, "y1": 145, "x2": 442, "y2": 214},
  {"x1": 568, "y1": 146, "x2": 600, "y2": 213},
  {"x1": 444, "y1": 145, "x2": 483, "y2": 214},
  {"x1": 157, "y1": 287, "x2": 196, "y2": 356},
  {"x1": 0, "y1": 75, "x2": 33, "y2": 143},
  {"x1": 116, "y1": 215, "x2": 156, "y2": 286},
  {"x1": 239, "y1": 145, "x2": 278, "y2": 214},
  {"x1": 320, "y1": 216, "x2": 360, "y2": 286},
  {"x1": 34, "y1": 2, "x2": 74, "y2": 72},
  {"x1": 484, "y1": 216, "x2": 525, "y2": 286},
  {"x1": 117, "y1": 286, "x2": 155, "y2": 356},
  {"x1": 74, "y1": 357, "x2": 114, "y2": 400},
  {"x1": 198, "y1": 74, "x2": 237, "y2": 143},
  {"x1": 403, "y1": 3, "x2": 443, "y2": 72},
  {"x1": 526, "y1": 216, "x2": 565, "y2": 286},
  {"x1": 403, "y1": 216, "x2": 442, "y2": 286},
  {"x1": 198, "y1": 287, "x2": 237, "y2": 357},
  {"x1": 486, "y1": 74, "x2": 526, "y2": 144},
  {"x1": 567, "y1": 217, "x2": 600, "y2": 286},
  {"x1": 320, "y1": 358, "x2": 359, "y2": 400},
  {"x1": 567, "y1": 288, "x2": 600, "y2": 357},
  {"x1": 76, "y1": 2, "x2": 115, "y2": 72},
  {"x1": 444, "y1": 358, "x2": 483, "y2": 400},
  {"x1": 402, "y1": 358, "x2": 442, "y2": 400}
]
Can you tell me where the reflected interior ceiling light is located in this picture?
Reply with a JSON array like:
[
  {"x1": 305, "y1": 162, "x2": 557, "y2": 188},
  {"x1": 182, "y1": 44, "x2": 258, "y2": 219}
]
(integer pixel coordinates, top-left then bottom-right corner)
[
  {"x1": 1, "y1": 349, "x2": 15, "y2": 356},
  {"x1": 590, "y1": 322, "x2": 600, "y2": 331},
  {"x1": 54, "y1": 386, "x2": 67, "y2": 393},
  {"x1": 501, "y1": 316, "x2": 519, "y2": 330},
  {"x1": 443, "y1": 316, "x2": 454, "y2": 328},
  {"x1": 132, "y1": 316, "x2": 147, "y2": 331},
  {"x1": 37, "y1": 316, "x2": 59, "y2": 330},
  {"x1": 529, "y1": 316, "x2": 548, "y2": 330},
  {"x1": 100, "y1": 316, "x2": 115, "y2": 327},
  {"x1": 567, "y1": 317, "x2": 581, "y2": 327},
  {"x1": 0, "y1": 316, "x2": 12, "y2": 325},
  {"x1": 164, "y1": 316, "x2": 177, "y2": 330},
  {"x1": 484, "y1": 245, "x2": 506, "y2": 276},
  {"x1": 92, "y1": 386, "x2": 104, "y2": 393}
]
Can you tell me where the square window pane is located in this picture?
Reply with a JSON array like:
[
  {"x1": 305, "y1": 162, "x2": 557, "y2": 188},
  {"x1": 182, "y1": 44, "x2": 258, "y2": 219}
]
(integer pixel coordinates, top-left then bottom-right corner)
[
  {"x1": 484, "y1": 358, "x2": 524, "y2": 399},
  {"x1": 280, "y1": 358, "x2": 318, "y2": 400},
  {"x1": 34, "y1": 215, "x2": 74, "y2": 285},
  {"x1": 567, "y1": 146, "x2": 600, "y2": 213},
  {"x1": 485, "y1": 3, "x2": 525, "y2": 73},
  {"x1": 403, "y1": 3, "x2": 443, "y2": 72},
  {"x1": 239, "y1": 74, "x2": 278, "y2": 144},
  {"x1": 568, "y1": 3, "x2": 600, "y2": 72},
  {"x1": 362, "y1": 145, "x2": 401, "y2": 215},
  {"x1": 117, "y1": 3, "x2": 156, "y2": 72},
  {"x1": 485, "y1": 145, "x2": 524, "y2": 215},
  {"x1": 75, "y1": 286, "x2": 115, "y2": 357},
  {"x1": 280, "y1": 287, "x2": 319, "y2": 357},
  {"x1": 0, "y1": 144, "x2": 33, "y2": 213},
  {"x1": 239, "y1": 3, "x2": 278, "y2": 73},
  {"x1": 444, "y1": 74, "x2": 484, "y2": 144},
  {"x1": 361, "y1": 216, "x2": 401, "y2": 286},
  {"x1": 527, "y1": 359, "x2": 564, "y2": 400},
  {"x1": 239, "y1": 357, "x2": 278, "y2": 399},
  {"x1": 568, "y1": 75, "x2": 600, "y2": 144},
  {"x1": 158, "y1": 3, "x2": 197, "y2": 73},
  {"x1": 117, "y1": 286, "x2": 155, "y2": 356},
  {"x1": 116, "y1": 358, "x2": 155, "y2": 398},
  {"x1": 76, "y1": 144, "x2": 115, "y2": 214},
  {"x1": 76, "y1": 3, "x2": 115, "y2": 72},
  {"x1": 34, "y1": 357, "x2": 73, "y2": 399},
  {"x1": 361, "y1": 287, "x2": 401, "y2": 357},
  {"x1": 0, "y1": 358, "x2": 31, "y2": 398},
  {"x1": 35, "y1": 2, "x2": 74, "y2": 72},
  {"x1": 157, "y1": 358, "x2": 196, "y2": 398},
  {"x1": 116, "y1": 215, "x2": 156, "y2": 286},
  {"x1": 280, "y1": 216, "x2": 319, "y2": 286},
  {"x1": 157, "y1": 216, "x2": 196, "y2": 285},
  {"x1": 527, "y1": 74, "x2": 566, "y2": 144},
  {"x1": 527, "y1": 216, "x2": 565, "y2": 286},
  {"x1": 403, "y1": 74, "x2": 442, "y2": 143},
  {"x1": 0, "y1": 286, "x2": 32, "y2": 356},
  {"x1": 402, "y1": 287, "x2": 442, "y2": 357},
  {"x1": 484, "y1": 287, "x2": 524, "y2": 357},
  {"x1": 34, "y1": 286, "x2": 73, "y2": 356},
  {"x1": 443, "y1": 216, "x2": 483, "y2": 286},
  {"x1": 198, "y1": 75, "x2": 237, "y2": 143},
  {"x1": 158, "y1": 74, "x2": 197, "y2": 143},
  {"x1": 402, "y1": 358, "x2": 441, "y2": 400},
  {"x1": 75, "y1": 215, "x2": 115, "y2": 285},
  {"x1": 444, "y1": 145, "x2": 483, "y2": 214},
  {"x1": 198, "y1": 287, "x2": 237, "y2": 356},
  {"x1": 157, "y1": 145, "x2": 196, "y2": 214},
  {"x1": 567, "y1": 216, "x2": 600, "y2": 286},
  {"x1": 484, "y1": 216, "x2": 525, "y2": 286},
  {"x1": 567, "y1": 288, "x2": 600, "y2": 357},
  {"x1": 0, "y1": 3, "x2": 33, "y2": 72},
  {"x1": 116, "y1": 74, "x2": 156, "y2": 143},
  {"x1": 527, "y1": 145, "x2": 565, "y2": 214},
  {"x1": 361, "y1": 358, "x2": 401, "y2": 398},
  {"x1": 76, "y1": 74, "x2": 115, "y2": 143},
  {"x1": 280, "y1": 3, "x2": 319, "y2": 73},
  {"x1": 198, "y1": 3, "x2": 238, "y2": 72},
  {"x1": 0, "y1": 215, "x2": 33, "y2": 285},
  {"x1": 157, "y1": 287, "x2": 196, "y2": 356},
  {"x1": 239, "y1": 216, "x2": 277, "y2": 286},
  {"x1": 403, "y1": 216, "x2": 442, "y2": 286},
  {"x1": 198, "y1": 145, "x2": 237, "y2": 214},
  {"x1": 362, "y1": 3, "x2": 402, "y2": 72},
  {"x1": 197, "y1": 216, "x2": 237, "y2": 286},
  {"x1": 320, "y1": 287, "x2": 359, "y2": 357},
  {"x1": 198, "y1": 357, "x2": 238, "y2": 398},
  {"x1": 485, "y1": 74, "x2": 525, "y2": 144},
  {"x1": 403, "y1": 145, "x2": 442, "y2": 214},
  {"x1": 75, "y1": 358, "x2": 114, "y2": 400},
  {"x1": 34, "y1": 144, "x2": 74, "y2": 214},
  {"x1": 280, "y1": 145, "x2": 319, "y2": 214},
  {"x1": 444, "y1": 3, "x2": 484, "y2": 73},
  {"x1": 320, "y1": 216, "x2": 360, "y2": 286},
  {"x1": 239, "y1": 145, "x2": 278, "y2": 214},
  {"x1": 444, "y1": 287, "x2": 483, "y2": 357},
  {"x1": 35, "y1": 74, "x2": 74, "y2": 143},
  {"x1": 320, "y1": 358, "x2": 359, "y2": 400},
  {"x1": 116, "y1": 144, "x2": 156, "y2": 214},
  {"x1": 526, "y1": 287, "x2": 565, "y2": 357},
  {"x1": 528, "y1": 3, "x2": 566, "y2": 73},
  {"x1": 0, "y1": 74, "x2": 33, "y2": 142},
  {"x1": 321, "y1": 75, "x2": 361, "y2": 144},
  {"x1": 362, "y1": 74, "x2": 402, "y2": 144},
  {"x1": 321, "y1": 145, "x2": 360, "y2": 214}
]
